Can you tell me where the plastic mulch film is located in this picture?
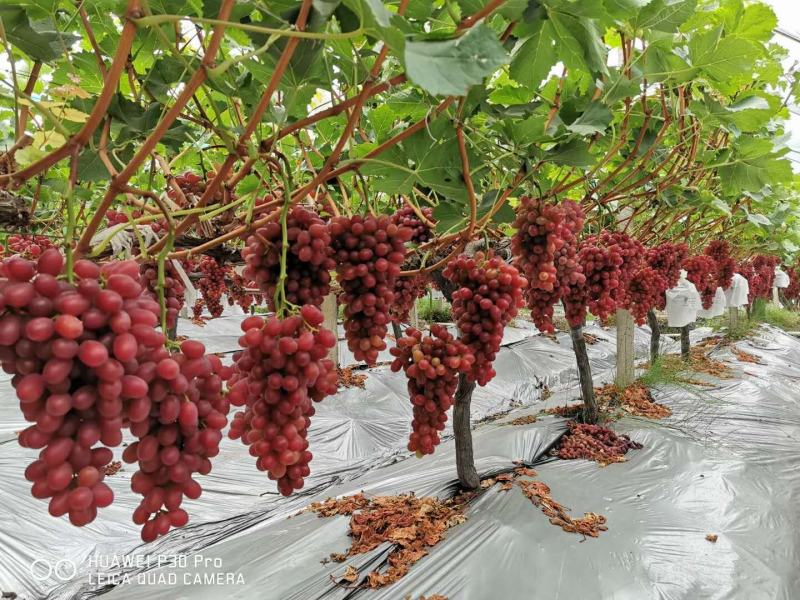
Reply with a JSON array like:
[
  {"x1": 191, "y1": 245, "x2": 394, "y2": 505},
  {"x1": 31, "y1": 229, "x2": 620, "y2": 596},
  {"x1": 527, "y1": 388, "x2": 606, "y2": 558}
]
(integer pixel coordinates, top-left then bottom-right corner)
[{"x1": 5, "y1": 320, "x2": 800, "y2": 599}]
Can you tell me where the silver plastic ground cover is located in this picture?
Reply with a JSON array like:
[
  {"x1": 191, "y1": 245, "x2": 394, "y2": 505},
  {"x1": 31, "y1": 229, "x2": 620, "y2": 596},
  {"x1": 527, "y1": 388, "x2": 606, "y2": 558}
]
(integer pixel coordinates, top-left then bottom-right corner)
[{"x1": 6, "y1": 320, "x2": 797, "y2": 600}]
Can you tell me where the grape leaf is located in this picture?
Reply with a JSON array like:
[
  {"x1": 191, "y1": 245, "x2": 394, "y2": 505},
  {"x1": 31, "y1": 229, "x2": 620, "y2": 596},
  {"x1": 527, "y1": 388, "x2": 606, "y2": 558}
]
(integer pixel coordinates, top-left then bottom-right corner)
[{"x1": 404, "y1": 23, "x2": 509, "y2": 96}]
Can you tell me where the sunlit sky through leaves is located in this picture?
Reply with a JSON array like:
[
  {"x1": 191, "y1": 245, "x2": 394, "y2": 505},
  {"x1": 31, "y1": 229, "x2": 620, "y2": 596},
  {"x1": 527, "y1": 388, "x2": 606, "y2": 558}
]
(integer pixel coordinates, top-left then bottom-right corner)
[{"x1": 766, "y1": 0, "x2": 800, "y2": 169}]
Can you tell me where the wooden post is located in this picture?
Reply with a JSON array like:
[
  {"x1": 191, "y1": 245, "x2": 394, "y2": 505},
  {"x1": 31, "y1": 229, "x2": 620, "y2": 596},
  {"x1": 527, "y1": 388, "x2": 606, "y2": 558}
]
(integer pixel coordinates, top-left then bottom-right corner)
[
  {"x1": 410, "y1": 302, "x2": 419, "y2": 329},
  {"x1": 569, "y1": 324, "x2": 599, "y2": 424},
  {"x1": 729, "y1": 306, "x2": 739, "y2": 329},
  {"x1": 680, "y1": 325, "x2": 691, "y2": 362},
  {"x1": 454, "y1": 373, "x2": 479, "y2": 490},
  {"x1": 615, "y1": 308, "x2": 635, "y2": 388},
  {"x1": 322, "y1": 294, "x2": 339, "y2": 367},
  {"x1": 647, "y1": 308, "x2": 660, "y2": 366}
]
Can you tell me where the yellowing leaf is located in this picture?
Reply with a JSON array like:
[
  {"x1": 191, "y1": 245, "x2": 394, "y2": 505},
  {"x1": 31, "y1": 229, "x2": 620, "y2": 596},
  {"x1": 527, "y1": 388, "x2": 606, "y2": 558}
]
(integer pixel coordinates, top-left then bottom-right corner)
[
  {"x1": 32, "y1": 131, "x2": 67, "y2": 149},
  {"x1": 18, "y1": 98, "x2": 64, "y2": 109},
  {"x1": 51, "y1": 84, "x2": 91, "y2": 99},
  {"x1": 58, "y1": 108, "x2": 90, "y2": 123},
  {"x1": 15, "y1": 145, "x2": 46, "y2": 167}
]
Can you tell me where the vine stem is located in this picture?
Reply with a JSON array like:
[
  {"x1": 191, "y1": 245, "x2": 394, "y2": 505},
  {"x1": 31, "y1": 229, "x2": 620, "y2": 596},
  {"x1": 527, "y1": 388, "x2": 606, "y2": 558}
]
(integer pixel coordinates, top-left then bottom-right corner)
[
  {"x1": 273, "y1": 172, "x2": 293, "y2": 318},
  {"x1": 64, "y1": 150, "x2": 80, "y2": 283}
]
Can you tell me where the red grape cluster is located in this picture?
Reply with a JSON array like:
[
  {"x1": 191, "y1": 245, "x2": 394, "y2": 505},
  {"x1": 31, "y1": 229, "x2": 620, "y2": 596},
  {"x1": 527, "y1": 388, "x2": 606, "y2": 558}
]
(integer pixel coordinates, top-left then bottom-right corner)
[
  {"x1": 227, "y1": 270, "x2": 259, "y2": 313},
  {"x1": 785, "y1": 266, "x2": 800, "y2": 302},
  {"x1": 746, "y1": 255, "x2": 780, "y2": 301},
  {"x1": 0, "y1": 234, "x2": 55, "y2": 259},
  {"x1": 122, "y1": 340, "x2": 232, "y2": 542},
  {"x1": 390, "y1": 205, "x2": 435, "y2": 245},
  {"x1": 227, "y1": 306, "x2": 338, "y2": 495},
  {"x1": 564, "y1": 232, "x2": 642, "y2": 326},
  {"x1": 390, "y1": 325, "x2": 474, "y2": 455},
  {"x1": 704, "y1": 240, "x2": 736, "y2": 290},
  {"x1": 511, "y1": 197, "x2": 585, "y2": 333},
  {"x1": 646, "y1": 242, "x2": 688, "y2": 309},
  {"x1": 0, "y1": 251, "x2": 167, "y2": 527},
  {"x1": 555, "y1": 422, "x2": 642, "y2": 463},
  {"x1": 105, "y1": 210, "x2": 132, "y2": 227},
  {"x1": 625, "y1": 266, "x2": 668, "y2": 324},
  {"x1": 390, "y1": 274, "x2": 428, "y2": 324},
  {"x1": 168, "y1": 171, "x2": 225, "y2": 207},
  {"x1": 443, "y1": 252, "x2": 526, "y2": 386},
  {"x1": 242, "y1": 206, "x2": 334, "y2": 311},
  {"x1": 331, "y1": 215, "x2": 411, "y2": 365},
  {"x1": 140, "y1": 260, "x2": 185, "y2": 331},
  {"x1": 682, "y1": 255, "x2": 718, "y2": 309},
  {"x1": 195, "y1": 256, "x2": 226, "y2": 318}
]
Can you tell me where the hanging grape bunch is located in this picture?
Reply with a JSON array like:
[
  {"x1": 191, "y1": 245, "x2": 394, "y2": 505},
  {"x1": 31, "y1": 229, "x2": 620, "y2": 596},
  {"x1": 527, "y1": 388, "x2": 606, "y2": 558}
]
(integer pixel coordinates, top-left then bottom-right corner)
[
  {"x1": 140, "y1": 260, "x2": 186, "y2": 331},
  {"x1": 227, "y1": 307, "x2": 338, "y2": 495},
  {"x1": 227, "y1": 270, "x2": 259, "y2": 312},
  {"x1": 389, "y1": 207, "x2": 435, "y2": 324},
  {"x1": 390, "y1": 325, "x2": 474, "y2": 455},
  {"x1": 122, "y1": 340, "x2": 232, "y2": 542},
  {"x1": 0, "y1": 250, "x2": 168, "y2": 527},
  {"x1": 241, "y1": 206, "x2": 334, "y2": 311},
  {"x1": 511, "y1": 197, "x2": 585, "y2": 333},
  {"x1": 390, "y1": 205, "x2": 435, "y2": 245},
  {"x1": 0, "y1": 234, "x2": 55, "y2": 259},
  {"x1": 331, "y1": 214, "x2": 411, "y2": 365},
  {"x1": 683, "y1": 255, "x2": 718, "y2": 309},
  {"x1": 704, "y1": 240, "x2": 736, "y2": 290},
  {"x1": 646, "y1": 242, "x2": 688, "y2": 309},
  {"x1": 194, "y1": 256, "x2": 227, "y2": 318},
  {"x1": 625, "y1": 266, "x2": 668, "y2": 324},
  {"x1": 443, "y1": 252, "x2": 527, "y2": 386}
]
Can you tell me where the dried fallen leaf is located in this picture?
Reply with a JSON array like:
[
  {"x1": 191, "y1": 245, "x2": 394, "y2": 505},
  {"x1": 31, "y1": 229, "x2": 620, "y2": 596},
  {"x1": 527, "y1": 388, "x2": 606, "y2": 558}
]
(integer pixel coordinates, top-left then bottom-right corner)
[
  {"x1": 339, "y1": 566, "x2": 359, "y2": 583},
  {"x1": 309, "y1": 493, "x2": 468, "y2": 588},
  {"x1": 706, "y1": 534, "x2": 718, "y2": 543}
]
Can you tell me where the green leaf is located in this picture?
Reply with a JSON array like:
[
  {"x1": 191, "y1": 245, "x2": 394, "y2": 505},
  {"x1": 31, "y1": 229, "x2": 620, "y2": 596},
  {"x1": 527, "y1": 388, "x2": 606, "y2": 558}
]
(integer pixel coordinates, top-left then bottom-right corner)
[
  {"x1": 548, "y1": 139, "x2": 594, "y2": 167},
  {"x1": 404, "y1": 23, "x2": 509, "y2": 96},
  {"x1": 782, "y1": 239, "x2": 799, "y2": 253},
  {"x1": 509, "y1": 20, "x2": 557, "y2": 89},
  {"x1": 735, "y1": 3, "x2": 777, "y2": 42},
  {"x1": 689, "y1": 31, "x2": 760, "y2": 83},
  {"x1": 0, "y1": 7, "x2": 79, "y2": 62},
  {"x1": 718, "y1": 137, "x2": 793, "y2": 195},
  {"x1": 635, "y1": 0, "x2": 696, "y2": 32},
  {"x1": 566, "y1": 102, "x2": 612, "y2": 135},
  {"x1": 747, "y1": 213, "x2": 771, "y2": 227}
]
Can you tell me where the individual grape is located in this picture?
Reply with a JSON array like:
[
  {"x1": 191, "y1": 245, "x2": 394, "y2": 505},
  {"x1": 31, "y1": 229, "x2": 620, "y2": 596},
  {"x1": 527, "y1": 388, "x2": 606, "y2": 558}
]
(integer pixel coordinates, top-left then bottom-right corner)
[
  {"x1": 242, "y1": 206, "x2": 334, "y2": 311},
  {"x1": 390, "y1": 325, "x2": 473, "y2": 455},
  {"x1": 511, "y1": 197, "x2": 585, "y2": 332},
  {"x1": 227, "y1": 308, "x2": 338, "y2": 496},
  {"x1": 443, "y1": 252, "x2": 526, "y2": 386},
  {"x1": 331, "y1": 215, "x2": 411, "y2": 365}
]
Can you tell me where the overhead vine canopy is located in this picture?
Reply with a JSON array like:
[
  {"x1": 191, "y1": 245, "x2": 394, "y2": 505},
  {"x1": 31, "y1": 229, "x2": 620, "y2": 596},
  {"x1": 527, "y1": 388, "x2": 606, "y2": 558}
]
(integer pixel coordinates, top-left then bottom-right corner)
[{"x1": 0, "y1": 0, "x2": 798, "y2": 261}]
